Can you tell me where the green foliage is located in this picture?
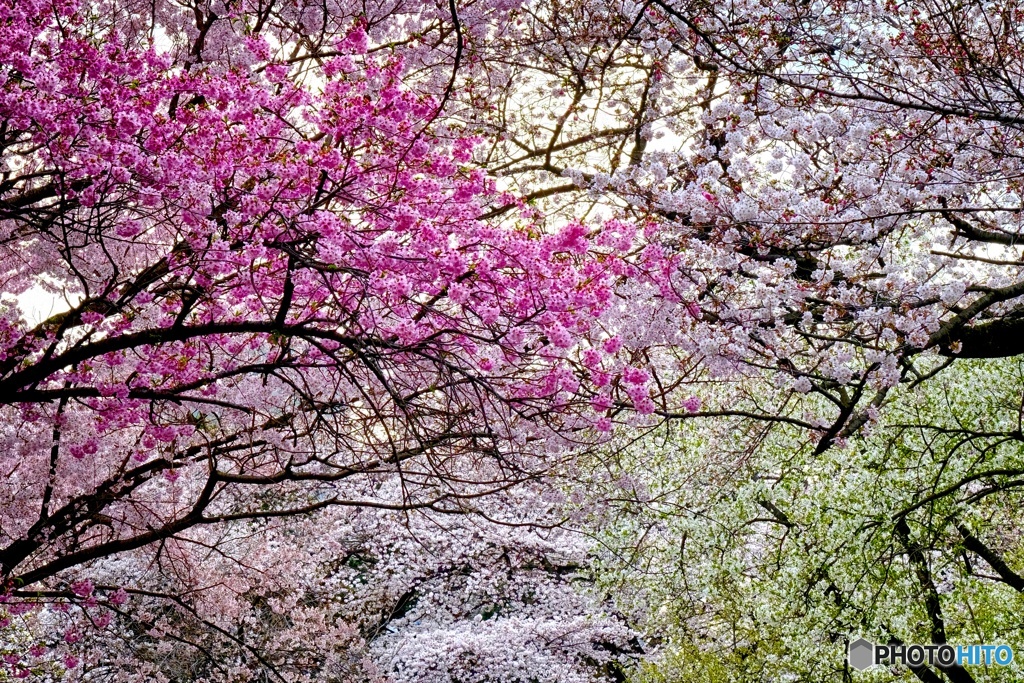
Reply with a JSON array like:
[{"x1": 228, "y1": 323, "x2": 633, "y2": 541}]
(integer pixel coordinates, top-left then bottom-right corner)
[{"x1": 587, "y1": 358, "x2": 1024, "y2": 682}]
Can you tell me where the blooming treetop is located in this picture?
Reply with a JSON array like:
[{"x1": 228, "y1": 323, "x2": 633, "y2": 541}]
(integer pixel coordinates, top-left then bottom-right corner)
[
  {"x1": 0, "y1": 0, "x2": 675, "y2": 678},
  {"x1": 455, "y1": 0, "x2": 1024, "y2": 451}
]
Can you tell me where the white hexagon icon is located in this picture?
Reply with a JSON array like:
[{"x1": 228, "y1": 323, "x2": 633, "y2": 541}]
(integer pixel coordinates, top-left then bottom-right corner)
[{"x1": 848, "y1": 638, "x2": 874, "y2": 671}]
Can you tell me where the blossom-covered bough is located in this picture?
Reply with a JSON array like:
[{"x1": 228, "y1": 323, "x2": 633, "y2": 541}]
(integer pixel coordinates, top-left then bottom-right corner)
[
  {"x1": 472, "y1": 0, "x2": 1024, "y2": 437},
  {"x1": 0, "y1": 0, "x2": 671, "y2": 679}
]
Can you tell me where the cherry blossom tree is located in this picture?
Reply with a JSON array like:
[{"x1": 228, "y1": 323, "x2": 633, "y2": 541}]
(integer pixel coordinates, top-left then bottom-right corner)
[
  {"x1": 0, "y1": 0, "x2": 674, "y2": 678},
  {"x1": 447, "y1": 0, "x2": 1024, "y2": 446},
  {"x1": 32, "y1": 486, "x2": 637, "y2": 682}
]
